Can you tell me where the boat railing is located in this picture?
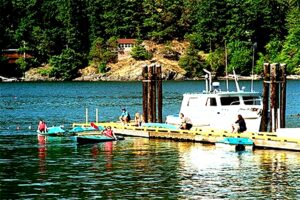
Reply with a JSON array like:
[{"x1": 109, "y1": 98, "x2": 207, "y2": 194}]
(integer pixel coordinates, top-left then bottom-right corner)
[{"x1": 229, "y1": 101, "x2": 240, "y2": 106}]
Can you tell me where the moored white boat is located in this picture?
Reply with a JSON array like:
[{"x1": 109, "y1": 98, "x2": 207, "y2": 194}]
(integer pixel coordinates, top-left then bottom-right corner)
[{"x1": 166, "y1": 70, "x2": 263, "y2": 132}]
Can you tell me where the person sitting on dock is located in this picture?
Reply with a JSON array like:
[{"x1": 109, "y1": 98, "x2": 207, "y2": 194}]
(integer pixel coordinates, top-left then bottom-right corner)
[
  {"x1": 179, "y1": 113, "x2": 193, "y2": 130},
  {"x1": 232, "y1": 114, "x2": 247, "y2": 133},
  {"x1": 119, "y1": 108, "x2": 131, "y2": 125},
  {"x1": 134, "y1": 112, "x2": 142, "y2": 126},
  {"x1": 38, "y1": 120, "x2": 47, "y2": 133}
]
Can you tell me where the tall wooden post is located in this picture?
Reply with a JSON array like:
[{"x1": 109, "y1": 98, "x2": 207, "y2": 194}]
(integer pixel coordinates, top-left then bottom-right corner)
[
  {"x1": 142, "y1": 65, "x2": 148, "y2": 123},
  {"x1": 152, "y1": 64, "x2": 157, "y2": 122},
  {"x1": 280, "y1": 64, "x2": 287, "y2": 128},
  {"x1": 270, "y1": 63, "x2": 279, "y2": 132},
  {"x1": 261, "y1": 63, "x2": 270, "y2": 132},
  {"x1": 157, "y1": 64, "x2": 163, "y2": 123},
  {"x1": 147, "y1": 65, "x2": 154, "y2": 122}
]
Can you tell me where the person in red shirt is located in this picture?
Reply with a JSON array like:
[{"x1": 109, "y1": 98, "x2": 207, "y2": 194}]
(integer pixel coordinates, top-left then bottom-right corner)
[
  {"x1": 38, "y1": 120, "x2": 47, "y2": 133},
  {"x1": 103, "y1": 126, "x2": 115, "y2": 138}
]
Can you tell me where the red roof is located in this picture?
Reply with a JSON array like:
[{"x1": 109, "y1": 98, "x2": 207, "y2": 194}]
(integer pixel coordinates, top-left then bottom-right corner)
[{"x1": 117, "y1": 38, "x2": 136, "y2": 44}]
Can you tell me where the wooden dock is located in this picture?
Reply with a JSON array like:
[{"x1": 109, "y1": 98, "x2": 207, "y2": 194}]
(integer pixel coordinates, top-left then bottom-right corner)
[{"x1": 72, "y1": 122, "x2": 300, "y2": 151}]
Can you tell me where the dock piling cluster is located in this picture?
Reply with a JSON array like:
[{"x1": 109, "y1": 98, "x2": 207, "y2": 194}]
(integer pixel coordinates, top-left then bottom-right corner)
[
  {"x1": 261, "y1": 63, "x2": 287, "y2": 132},
  {"x1": 142, "y1": 64, "x2": 162, "y2": 123}
]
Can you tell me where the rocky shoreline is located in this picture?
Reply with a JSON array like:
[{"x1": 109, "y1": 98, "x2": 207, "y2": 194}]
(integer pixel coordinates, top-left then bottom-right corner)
[{"x1": 19, "y1": 70, "x2": 300, "y2": 82}]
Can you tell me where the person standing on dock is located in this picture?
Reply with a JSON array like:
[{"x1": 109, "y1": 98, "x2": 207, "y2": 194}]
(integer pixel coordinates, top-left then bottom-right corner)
[
  {"x1": 119, "y1": 108, "x2": 131, "y2": 125},
  {"x1": 232, "y1": 114, "x2": 247, "y2": 133},
  {"x1": 179, "y1": 113, "x2": 193, "y2": 130}
]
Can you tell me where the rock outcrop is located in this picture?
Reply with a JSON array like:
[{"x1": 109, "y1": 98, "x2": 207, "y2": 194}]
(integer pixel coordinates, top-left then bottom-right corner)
[{"x1": 25, "y1": 40, "x2": 189, "y2": 81}]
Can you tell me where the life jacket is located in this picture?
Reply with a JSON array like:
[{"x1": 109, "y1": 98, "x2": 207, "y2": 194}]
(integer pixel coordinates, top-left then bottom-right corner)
[
  {"x1": 104, "y1": 129, "x2": 113, "y2": 137},
  {"x1": 39, "y1": 123, "x2": 45, "y2": 131}
]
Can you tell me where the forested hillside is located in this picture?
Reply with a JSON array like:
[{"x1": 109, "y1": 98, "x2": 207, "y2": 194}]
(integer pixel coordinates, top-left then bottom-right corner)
[{"x1": 0, "y1": 0, "x2": 299, "y2": 80}]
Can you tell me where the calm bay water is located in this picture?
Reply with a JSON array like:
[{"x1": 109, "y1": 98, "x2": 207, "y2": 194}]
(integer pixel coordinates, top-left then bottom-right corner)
[{"x1": 0, "y1": 80, "x2": 300, "y2": 199}]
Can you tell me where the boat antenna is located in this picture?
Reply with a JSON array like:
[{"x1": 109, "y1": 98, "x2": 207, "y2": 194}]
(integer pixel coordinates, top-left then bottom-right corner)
[
  {"x1": 233, "y1": 69, "x2": 240, "y2": 92},
  {"x1": 225, "y1": 40, "x2": 229, "y2": 91},
  {"x1": 251, "y1": 42, "x2": 257, "y2": 92},
  {"x1": 203, "y1": 69, "x2": 211, "y2": 92}
]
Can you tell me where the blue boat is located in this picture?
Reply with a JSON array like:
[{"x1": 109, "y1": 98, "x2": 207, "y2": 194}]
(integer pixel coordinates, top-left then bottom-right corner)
[
  {"x1": 142, "y1": 123, "x2": 178, "y2": 130},
  {"x1": 68, "y1": 125, "x2": 105, "y2": 135},
  {"x1": 37, "y1": 126, "x2": 65, "y2": 136},
  {"x1": 216, "y1": 137, "x2": 254, "y2": 151},
  {"x1": 76, "y1": 135, "x2": 124, "y2": 145}
]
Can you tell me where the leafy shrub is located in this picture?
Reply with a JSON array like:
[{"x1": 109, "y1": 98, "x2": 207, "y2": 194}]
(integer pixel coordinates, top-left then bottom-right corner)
[
  {"x1": 178, "y1": 46, "x2": 206, "y2": 77},
  {"x1": 131, "y1": 42, "x2": 153, "y2": 60},
  {"x1": 49, "y1": 48, "x2": 83, "y2": 80}
]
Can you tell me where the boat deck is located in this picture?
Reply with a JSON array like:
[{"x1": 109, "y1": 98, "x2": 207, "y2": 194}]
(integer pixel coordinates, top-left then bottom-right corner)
[{"x1": 72, "y1": 122, "x2": 300, "y2": 151}]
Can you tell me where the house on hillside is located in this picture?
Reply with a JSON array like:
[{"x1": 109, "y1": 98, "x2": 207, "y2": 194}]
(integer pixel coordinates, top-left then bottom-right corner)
[
  {"x1": 117, "y1": 38, "x2": 136, "y2": 61},
  {"x1": 1, "y1": 49, "x2": 32, "y2": 64}
]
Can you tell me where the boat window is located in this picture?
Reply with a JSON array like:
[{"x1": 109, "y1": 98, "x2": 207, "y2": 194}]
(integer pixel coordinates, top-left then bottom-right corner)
[
  {"x1": 220, "y1": 97, "x2": 240, "y2": 105},
  {"x1": 206, "y1": 98, "x2": 217, "y2": 106},
  {"x1": 187, "y1": 97, "x2": 199, "y2": 107},
  {"x1": 243, "y1": 96, "x2": 261, "y2": 105}
]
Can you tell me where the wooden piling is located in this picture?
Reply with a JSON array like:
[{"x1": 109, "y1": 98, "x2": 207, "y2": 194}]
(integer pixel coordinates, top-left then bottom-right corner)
[
  {"x1": 147, "y1": 65, "x2": 154, "y2": 122},
  {"x1": 157, "y1": 65, "x2": 163, "y2": 123},
  {"x1": 270, "y1": 63, "x2": 279, "y2": 132},
  {"x1": 261, "y1": 63, "x2": 270, "y2": 132},
  {"x1": 152, "y1": 64, "x2": 157, "y2": 122},
  {"x1": 280, "y1": 64, "x2": 287, "y2": 128},
  {"x1": 142, "y1": 65, "x2": 148, "y2": 122}
]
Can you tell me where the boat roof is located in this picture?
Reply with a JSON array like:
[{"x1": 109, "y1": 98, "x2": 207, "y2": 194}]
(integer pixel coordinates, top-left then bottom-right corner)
[{"x1": 183, "y1": 91, "x2": 261, "y2": 97}]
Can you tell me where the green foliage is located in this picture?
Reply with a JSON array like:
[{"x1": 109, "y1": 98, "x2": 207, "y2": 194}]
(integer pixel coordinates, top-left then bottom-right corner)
[
  {"x1": 38, "y1": 67, "x2": 52, "y2": 76},
  {"x1": 15, "y1": 58, "x2": 28, "y2": 73},
  {"x1": 98, "y1": 62, "x2": 108, "y2": 73},
  {"x1": 89, "y1": 37, "x2": 117, "y2": 65},
  {"x1": 255, "y1": 38, "x2": 283, "y2": 74},
  {"x1": 49, "y1": 48, "x2": 83, "y2": 80},
  {"x1": 227, "y1": 41, "x2": 252, "y2": 75},
  {"x1": 206, "y1": 48, "x2": 225, "y2": 75},
  {"x1": 178, "y1": 46, "x2": 206, "y2": 77},
  {"x1": 131, "y1": 43, "x2": 153, "y2": 60},
  {"x1": 278, "y1": 8, "x2": 300, "y2": 74},
  {"x1": 1, "y1": 0, "x2": 300, "y2": 79},
  {"x1": 142, "y1": 0, "x2": 186, "y2": 42}
]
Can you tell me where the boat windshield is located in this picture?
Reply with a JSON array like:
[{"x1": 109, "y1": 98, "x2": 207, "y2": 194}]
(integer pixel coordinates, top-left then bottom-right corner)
[
  {"x1": 243, "y1": 96, "x2": 261, "y2": 105},
  {"x1": 220, "y1": 97, "x2": 240, "y2": 106}
]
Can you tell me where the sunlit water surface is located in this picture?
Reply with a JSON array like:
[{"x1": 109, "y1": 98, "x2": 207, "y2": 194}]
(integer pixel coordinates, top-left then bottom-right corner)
[{"x1": 1, "y1": 80, "x2": 300, "y2": 199}]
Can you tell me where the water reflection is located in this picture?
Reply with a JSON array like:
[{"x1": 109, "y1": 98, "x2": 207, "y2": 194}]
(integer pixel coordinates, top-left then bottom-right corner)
[
  {"x1": 37, "y1": 134, "x2": 47, "y2": 174},
  {"x1": 176, "y1": 142, "x2": 300, "y2": 199}
]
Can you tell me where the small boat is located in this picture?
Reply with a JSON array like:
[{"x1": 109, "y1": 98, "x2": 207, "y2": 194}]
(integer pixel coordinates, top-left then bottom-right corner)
[
  {"x1": 215, "y1": 137, "x2": 254, "y2": 151},
  {"x1": 37, "y1": 126, "x2": 65, "y2": 136},
  {"x1": 142, "y1": 123, "x2": 178, "y2": 130},
  {"x1": 76, "y1": 135, "x2": 124, "y2": 145},
  {"x1": 68, "y1": 123, "x2": 105, "y2": 135}
]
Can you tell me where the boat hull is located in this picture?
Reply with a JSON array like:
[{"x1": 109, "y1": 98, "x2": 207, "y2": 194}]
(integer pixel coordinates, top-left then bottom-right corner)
[
  {"x1": 76, "y1": 135, "x2": 124, "y2": 145},
  {"x1": 215, "y1": 142, "x2": 253, "y2": 151},
  {"x1": 215, "y1": 137, "x2": 254, "y2": 151}
]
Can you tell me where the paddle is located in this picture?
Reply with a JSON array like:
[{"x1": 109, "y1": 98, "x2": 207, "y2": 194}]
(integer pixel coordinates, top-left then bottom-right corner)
[
  {"x1": 112, "y1": 131, "x2": 118, "y2": 141},
  {"x1": 90, "y1": 122, "x2": 99, "y2": 130}
]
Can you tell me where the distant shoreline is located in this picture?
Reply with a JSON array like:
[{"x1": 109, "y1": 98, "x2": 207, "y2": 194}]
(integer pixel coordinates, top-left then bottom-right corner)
[{"x1": 1, "y1": 74, "x2": 300, "y2": 82}]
